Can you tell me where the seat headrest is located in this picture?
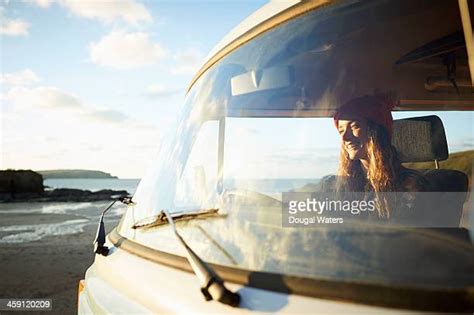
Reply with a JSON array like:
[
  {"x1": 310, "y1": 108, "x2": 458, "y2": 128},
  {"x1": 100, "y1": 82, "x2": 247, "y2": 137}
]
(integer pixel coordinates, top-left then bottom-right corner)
[{"x1": 392, "y1": 115, "x2": 448, "y2": 163}]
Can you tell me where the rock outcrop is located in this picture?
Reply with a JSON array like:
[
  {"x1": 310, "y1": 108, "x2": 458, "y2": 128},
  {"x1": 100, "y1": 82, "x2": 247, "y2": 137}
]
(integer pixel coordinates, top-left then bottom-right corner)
[
  {"x1": 42, "y1": 188, "x2": 130, "y2": 202},
  {"x1": 0, "y1": 170, "x2": 44, "y2": 195},
  {"x1": 0, "y1": 170, "x2": 129, "y2": 202}
]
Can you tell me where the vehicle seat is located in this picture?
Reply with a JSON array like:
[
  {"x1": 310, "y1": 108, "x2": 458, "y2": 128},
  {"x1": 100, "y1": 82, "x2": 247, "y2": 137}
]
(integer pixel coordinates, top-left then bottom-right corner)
[{"x1": 392, "y1": 115, "x2": 468, "y2": 227}]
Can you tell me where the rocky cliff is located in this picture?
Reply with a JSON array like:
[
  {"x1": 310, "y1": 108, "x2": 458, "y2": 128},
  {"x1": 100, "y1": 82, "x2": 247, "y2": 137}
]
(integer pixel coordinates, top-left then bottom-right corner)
[
  {"x1": 0, "y1": 170, "x2": 44, "y2": 195},
  {"x1": 0, "y1": 170, "x2": 128, "y2": 202}
]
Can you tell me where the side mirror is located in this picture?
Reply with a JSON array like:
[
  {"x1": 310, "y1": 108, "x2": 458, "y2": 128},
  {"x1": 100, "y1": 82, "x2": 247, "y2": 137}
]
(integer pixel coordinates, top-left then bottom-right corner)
[{"x1": 93, "y1": 196, "x2": 133, "y2": 256}]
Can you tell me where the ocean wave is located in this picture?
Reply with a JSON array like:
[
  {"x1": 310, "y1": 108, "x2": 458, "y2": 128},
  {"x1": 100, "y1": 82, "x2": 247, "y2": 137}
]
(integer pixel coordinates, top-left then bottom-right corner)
[
  {"x1": 0, "y1": 202, "x2": 106, "y2": 215},
  {"x1": 0, "y1": 219, "x2": 90, "y2": 244},
  {"x1": 40, "y1": 202, "x2": 97, "y2": 214},
  {"x1": 110, "y1": 206, "x2": 127, "y2": 216}
]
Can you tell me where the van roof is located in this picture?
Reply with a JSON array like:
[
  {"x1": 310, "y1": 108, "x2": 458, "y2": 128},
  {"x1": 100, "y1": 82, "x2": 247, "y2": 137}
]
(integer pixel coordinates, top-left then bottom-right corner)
[{"x1": 187, "y1": 0, "x2": 330, "y2": 93}]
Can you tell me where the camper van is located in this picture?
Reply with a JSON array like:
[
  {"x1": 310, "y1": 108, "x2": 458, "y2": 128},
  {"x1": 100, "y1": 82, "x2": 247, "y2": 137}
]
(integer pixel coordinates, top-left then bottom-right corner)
[{"x1": 78, "y1": 0, "x2": 474, "y2": 313}]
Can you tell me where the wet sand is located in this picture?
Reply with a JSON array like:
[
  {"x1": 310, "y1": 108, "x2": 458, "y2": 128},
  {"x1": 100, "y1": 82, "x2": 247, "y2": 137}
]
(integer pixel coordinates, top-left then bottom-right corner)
[{"x1": 0, "y1": 208, "x2": 120, "y2": 314}]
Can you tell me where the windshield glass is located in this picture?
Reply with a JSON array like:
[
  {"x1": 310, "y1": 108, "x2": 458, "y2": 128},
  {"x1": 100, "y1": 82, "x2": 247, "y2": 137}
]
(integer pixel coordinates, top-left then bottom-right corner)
[{"x1": 119, "y1": 0, "x2": 474, "y2": 288}]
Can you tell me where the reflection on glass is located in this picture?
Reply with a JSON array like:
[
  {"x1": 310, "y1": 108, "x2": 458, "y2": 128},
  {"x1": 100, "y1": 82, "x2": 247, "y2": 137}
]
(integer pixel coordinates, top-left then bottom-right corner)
[{"x1": 121, "y1": 0, "x2": 474, "y2": 291}]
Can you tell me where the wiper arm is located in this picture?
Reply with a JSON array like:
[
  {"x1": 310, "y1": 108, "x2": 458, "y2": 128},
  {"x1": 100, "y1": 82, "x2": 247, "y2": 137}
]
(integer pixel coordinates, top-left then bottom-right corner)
[
  {"x1": 162, "y1": 210, "x2": 240, "y2": 307},
  {"x1": 132, "y1": 208, "x2": 220, "y2": 229}
]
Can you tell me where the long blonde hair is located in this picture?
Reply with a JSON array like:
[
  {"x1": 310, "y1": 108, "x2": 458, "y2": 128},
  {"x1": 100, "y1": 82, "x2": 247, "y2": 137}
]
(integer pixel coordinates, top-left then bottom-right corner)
[{"x1": 337, "y1": 121, "x2": 402, "y2": 218}]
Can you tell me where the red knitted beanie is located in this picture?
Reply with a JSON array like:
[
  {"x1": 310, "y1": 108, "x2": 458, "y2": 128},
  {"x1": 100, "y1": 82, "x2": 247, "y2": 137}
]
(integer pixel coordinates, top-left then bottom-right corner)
[{"x1": 334, "y1": 95, "x2": 395, "y2": 137}]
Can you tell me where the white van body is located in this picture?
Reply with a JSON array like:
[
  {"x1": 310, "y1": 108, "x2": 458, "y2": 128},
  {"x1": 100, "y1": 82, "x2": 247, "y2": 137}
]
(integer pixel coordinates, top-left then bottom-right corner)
[{"x1": 79, "y1": 0, "x2": 474, "y2": 313}]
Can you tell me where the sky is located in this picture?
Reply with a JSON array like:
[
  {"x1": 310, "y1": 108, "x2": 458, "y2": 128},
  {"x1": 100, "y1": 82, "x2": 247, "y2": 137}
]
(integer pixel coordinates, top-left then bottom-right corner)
[{"x1": 0, "y1": 0, "x2": 267, "y2": 178}]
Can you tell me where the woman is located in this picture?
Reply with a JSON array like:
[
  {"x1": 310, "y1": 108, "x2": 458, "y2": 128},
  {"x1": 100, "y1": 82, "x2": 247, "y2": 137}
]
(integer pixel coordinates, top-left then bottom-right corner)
[{"x1": 332, "y1": 95, "x2": 427, "y2": 219}]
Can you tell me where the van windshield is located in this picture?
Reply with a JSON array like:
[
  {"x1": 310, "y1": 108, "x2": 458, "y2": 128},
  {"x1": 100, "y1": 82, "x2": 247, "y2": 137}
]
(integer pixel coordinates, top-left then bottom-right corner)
[{"x1": 120, "y1": 0, "x2": 474, "y2": 291}]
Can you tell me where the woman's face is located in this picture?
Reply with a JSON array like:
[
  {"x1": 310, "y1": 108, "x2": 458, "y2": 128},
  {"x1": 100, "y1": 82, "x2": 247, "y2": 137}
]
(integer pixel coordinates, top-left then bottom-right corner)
[{"x1": 337, "y1": 119, "x2": 368, "y2": 160}]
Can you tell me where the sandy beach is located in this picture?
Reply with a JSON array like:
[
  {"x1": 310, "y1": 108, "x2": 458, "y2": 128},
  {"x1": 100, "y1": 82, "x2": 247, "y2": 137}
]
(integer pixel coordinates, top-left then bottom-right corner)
[{"x1": 0, "y1": 202, "x2": 123, "y2": 314}]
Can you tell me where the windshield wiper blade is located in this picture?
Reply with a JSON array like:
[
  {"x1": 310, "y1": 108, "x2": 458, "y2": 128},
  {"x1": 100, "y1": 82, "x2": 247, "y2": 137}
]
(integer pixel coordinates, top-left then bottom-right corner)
[
  {"x1": 132, "y1": 208, "x2": 220, "y2": 229},
  {"x1": 162, "y1": 210, "x2": 240, "y2": 307}
]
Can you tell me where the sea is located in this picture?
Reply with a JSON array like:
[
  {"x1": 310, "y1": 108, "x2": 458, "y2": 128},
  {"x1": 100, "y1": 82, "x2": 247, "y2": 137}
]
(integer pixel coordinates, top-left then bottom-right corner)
[
  {"x1": 44, "y1": 178, "x2": 317, "y2": 195},
  {"x1": 0, "y1": 178, "x2": 319, "y2": 244},
  {"x1": 0, "y1": 178, "x2": 141, "y2": 245}
]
